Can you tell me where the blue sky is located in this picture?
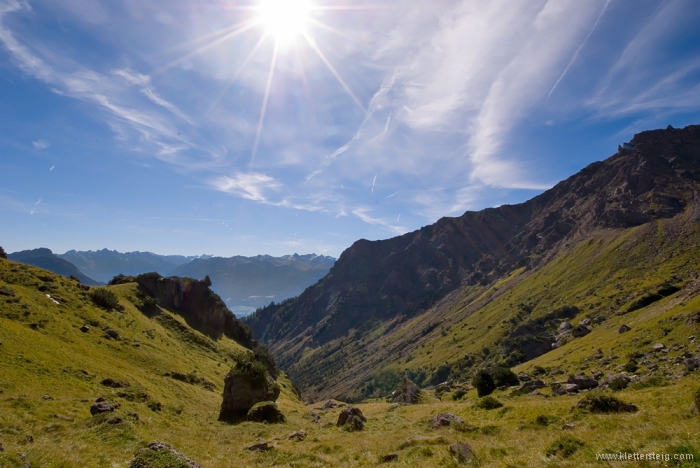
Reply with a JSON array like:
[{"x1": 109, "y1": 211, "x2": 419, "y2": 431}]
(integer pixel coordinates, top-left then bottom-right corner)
[{"x1": 2, "y1": 0, "x2": 700, "y2": 258}]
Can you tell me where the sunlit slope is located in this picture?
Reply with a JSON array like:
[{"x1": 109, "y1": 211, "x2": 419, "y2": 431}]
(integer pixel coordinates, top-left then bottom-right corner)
[
  {"x1": 281, "y1": 207, "x2": 700, "y2": 401},
  {"x1": 0, "y1": 259, "x2": 303, "y2": 467}
]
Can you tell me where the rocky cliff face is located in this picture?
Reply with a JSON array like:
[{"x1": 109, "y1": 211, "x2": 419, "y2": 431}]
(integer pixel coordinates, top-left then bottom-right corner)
[
  {"x1": 246, "y1": 124, "x2": 700, "y2": 399},
  {"x1": 133, "y1": 272, "x2": 254, "y2": 347},
  {"x1": 250, "y1": 125, "x2": 699, "y2": 339}
]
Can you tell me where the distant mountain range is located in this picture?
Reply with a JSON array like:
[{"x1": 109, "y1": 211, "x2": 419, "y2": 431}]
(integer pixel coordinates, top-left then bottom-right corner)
[
  {"x1": 8, "y1": 248, "x2": 102, "y2": 286},
  {"x1": 9, "y1": 248, "x2": 335, "y2": 316},
  {"x1": 171, "y1": 254, "x2": 336, "y2": 315},
  {"x1": 58, "y1": 249, "x2": 207, "y2": 283}
]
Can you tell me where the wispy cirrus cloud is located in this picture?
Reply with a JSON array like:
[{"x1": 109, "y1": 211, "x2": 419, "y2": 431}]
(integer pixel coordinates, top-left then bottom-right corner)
[
  {"x1": 32, "y1": 139, "x2": 49, "y2": 149},
  {"x1": 0, "y1": 0, "x2": 217, "y2": 166},
  {"x1": 209, "y1": 172, "x2": 281, "y2": 202}
]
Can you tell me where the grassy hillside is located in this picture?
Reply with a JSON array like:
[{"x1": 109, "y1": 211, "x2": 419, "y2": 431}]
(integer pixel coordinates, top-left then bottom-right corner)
[
  {"x1": 0, "y1": 257, "x2": 699, "y2": 467},
  {"x1": 0, "y1": 259, "x2": 305, "y2": 467},
  {"x1": 271, "y1": 207, "x2": 700, "y2": 403}
]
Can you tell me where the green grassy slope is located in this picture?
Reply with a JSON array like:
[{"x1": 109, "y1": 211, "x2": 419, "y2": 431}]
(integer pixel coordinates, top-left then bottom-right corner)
[
  {"x1": 1, "y1": 257, "x2": 699, "y2": 467},
  {"x1": 0, "y1": 259, "x2": 305, "y2": 467},
  {"x1": 283, "y1": 208, "x2": 700, "y2": 403}
]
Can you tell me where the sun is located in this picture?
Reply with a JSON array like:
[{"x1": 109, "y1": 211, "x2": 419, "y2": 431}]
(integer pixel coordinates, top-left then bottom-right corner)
[{"x1": 257, "y1": 0, "x2": 312, "y2": 46}]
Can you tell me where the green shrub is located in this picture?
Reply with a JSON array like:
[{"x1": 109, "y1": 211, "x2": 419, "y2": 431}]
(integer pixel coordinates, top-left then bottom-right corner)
[
  {"x1": 472, "y1": 371, "x2": 496, "y2": 397},
  {"x1": 246, "y1": 401, "x2": 285, "y2": 423},
  {"x1": 229, "y1": 353, "x2": 268, "y2": 388},
  {"x1": 90, "y1": 288, "x2": 120, "y2": 310},
  {"x1": 546, "y1": 435, "x2": 585, "y2": 458},
  {"x1": 610, "y1": 377, "x2": 629, "y2": 391},
  {"x1": 476, "y1": 396, "x2": 503, "y2": 410},
  {"x1": 576, "y1": 395, "x2": 638, "y2": 413},
  {"x1": 630, "y1": 375, "x2": 670, "y2": 390},
  {"x1": 534, "y1": 414, "x2": 553, "y2": 426},
  {"x1": 452, "y1": 389, "x2": 467, "y2": 401},
  {"x1": 623, "y1": 361, "x2": 639, "y2": 373},
  {"x1": 490, "y1": 366, "x2": 520, "y2": 387},
  {"x1": 0, "y1": 246, "x2": 6, "y2": 259}
]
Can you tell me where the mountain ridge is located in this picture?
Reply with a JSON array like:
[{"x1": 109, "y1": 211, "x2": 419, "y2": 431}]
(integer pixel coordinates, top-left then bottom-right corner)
[
  {"x1": 8, "y1": 248, "x2": 101, "y2": 286},
  {"x1": 246, "y1": 124, "x2": 700, "y2": 401}
]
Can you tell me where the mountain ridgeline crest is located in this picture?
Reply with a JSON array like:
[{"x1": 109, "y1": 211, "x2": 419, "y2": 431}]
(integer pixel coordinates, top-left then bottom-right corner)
[{"x1": 246, "y1": 124, "x2": 700, "y2": 400}]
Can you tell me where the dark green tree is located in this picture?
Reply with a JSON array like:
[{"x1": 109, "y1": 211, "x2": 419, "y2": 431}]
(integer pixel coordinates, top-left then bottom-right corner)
[
  {"x1": 203, "y1": 275, "x2": 212, "y2": 287},
  {"x1": 472, "y1": 370, "x2": 496, "y2": 397},
  {"x1": 0, "y1": 246, "x2": 6, "y2": 259}
]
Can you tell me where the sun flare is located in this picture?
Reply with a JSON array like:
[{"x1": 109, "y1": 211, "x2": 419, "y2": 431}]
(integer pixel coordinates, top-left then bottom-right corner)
[{"x1": 258, "y1": 0, "x2": 312, "y2": 46}]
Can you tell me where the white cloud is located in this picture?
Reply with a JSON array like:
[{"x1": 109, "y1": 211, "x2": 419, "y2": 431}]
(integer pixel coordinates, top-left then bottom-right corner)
[
  {"x1": 351, "y1": 207, "x2": 407, "y2": 235},
  {"x1": 209, "y1": 172, "x2": 281, "y2": 202},
  {"x1": 33, "y1": 139, "x2": 50, "y2": 149}
]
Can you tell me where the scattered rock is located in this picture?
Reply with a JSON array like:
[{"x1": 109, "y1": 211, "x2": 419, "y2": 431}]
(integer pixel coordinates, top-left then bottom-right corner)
[
  {"x1": 337, "y1": 407, "x2": 366, "y2": 431},
  {"x1": 686, "y1": 358, "x2": 700, "y2": 371},
  {"x1": 0, "y1": 442, "x2": 4, "y2": 451},
  {"x1": 80, "y1": 325, "x2": 90, "y2": 333},
  {"x1": 559, "y1": 321, "x2": 572, "y2": 331},
  {"x1": 42, "y1": 394, "x2": 52, "y2": 400},
  {"x1": 571, "y1": 325, "x2": 591, "y2": 338},
  {"x1": 652, "y1": 343, "x2": 666, "y2": 352},
  {"x1": 101, "y1": 378, "x2": 130, "y2": 388},
  {"x1": 550, "y1": 382, "x2": 567, "y2": 396},
  {"x1": 592, "y1": 370, "x2": 604, "y2": 380},
  {"x1": 25, "y1": 435, "x2": 33, "y2": 444},
  {"x1": 308, "y1": 411, "x2": 320, "y2": 423},
  {"x1": 449, "y1": 442, "x2": 475, "y2": 463},
  {"x1": 580, "y1": 318, "x2": 592, "y2": 326},
  {"x1": 562, "y1": 423, "x2": 576, "y2": 430},
  {"x1": 432, "y1": 412, "x2": 464, "y2": 428},
  {"x1": 53, "y1": 414, "x2": 73, "y2": 422},
  {"x1": 567, "y1": 375, "x2": 599, "y2": 390},
  {"x1": 320, "y1": 400, "x2": 337, "y2": 410},
  {"x1": 246, "y1": 442, "x2": 274, "y2": 452},
  {"x1": 565, "y1": 384, "x2": 580, "y2": 393},
  {"x1": 130, "y1": 441, "x2": 201, "y2": 468},
  {"x1": 288, "y1": 430, "x2": 306, "y2": 441},
  {"x1": 381, "y1": 453, "x2": 399, "y2": 463},
  {"x1": 246, "y1": 401, "x2": 285, "y2": 423},
  {"x1": 589, "y1": 349, "x2": 604, "y2": 360},
  {"x1": 619, "y1": 324, "x2": 631, "y2": 334},
  {"x1": 105, "y1": 329, "x2": 120, "y2": 339},
  {"x1": 90, "y1": 402, "x2": 116, "y2": 415},
  {"x1": 517, "y1": 373, "x2": 531, "y2": 382}
]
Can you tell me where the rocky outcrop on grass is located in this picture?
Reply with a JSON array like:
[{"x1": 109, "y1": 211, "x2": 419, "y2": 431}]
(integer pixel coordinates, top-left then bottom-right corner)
[
  {"x1": 337, "y1": 407, "x2": 366, "y2": 431},
  {"x1": 218, "y1": 355, "x2": 280, "y2": 422},
  {"x1": 390, "y1": 376, "x2": 422, "y2": 404},
  {"x1": 247, "y1": 401, "x2": 285, "y2": 423},
  {"x1": 575, "y1": 395, "x2": 638, "y2": 413},
  {"x1": 130, "y1": 442, "x2": 201, "y2": 468}
]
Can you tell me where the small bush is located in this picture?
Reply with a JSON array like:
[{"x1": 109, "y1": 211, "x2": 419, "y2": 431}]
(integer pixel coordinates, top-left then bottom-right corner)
[
  {"x1": 0, "y1": 246, "x2": 6, "y2": 259},
  {"x1": 452, "y1": 389, "x2": 467, "y2": 401},
  {"x1": 472, "y1": 371, "x2": 496, "y2": 397},
  {"x1": 490, "y1": 366, "x2": 520, "y2": 387},
  {"x1": 546, "y1": 435, "x2": 585, "y2": 458},
  {"x1": 630, "y1": 375, "x2": 670, "y2": 390},
  {"x1": 534, "y1": 414, "x2": 553, "y2": 426},
  {"x1": 623, "y1": 361, "x2": 639, "y2": 373},
  {"x1": 576, "y1": 395, "x2": 638, "y2": 413},
  {"x1": 475, "y1": 396, "x2": 503, "y2": 410},
  {"x1": 90, "y1": 288, "x2": 120, "y2": 310},
  {"x1": 610, "y1": 377, "x2": 629, "y2": 391},
  {"x1": 229, "y1": 353, "x2": 268, "y2": 388}
]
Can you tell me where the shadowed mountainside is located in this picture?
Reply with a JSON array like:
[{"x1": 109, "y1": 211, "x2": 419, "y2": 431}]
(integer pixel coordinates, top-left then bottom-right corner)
[{"x1": 246, "y1": 124, "x2": 700, "y2": 401}]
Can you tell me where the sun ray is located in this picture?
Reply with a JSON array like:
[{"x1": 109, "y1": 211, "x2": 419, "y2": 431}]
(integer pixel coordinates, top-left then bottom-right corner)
[
  {"x1": 250, "y1": 42, "x2": 280, "y2": 169},
  {"x1": 153, "y1": 19, "x2": 260, "y2": 75},
  {"x1": 207, "y1": 32, "x2": 269, "y2": 114},
  {"x1": 308, "y1": 17, "x2": 353, "y2": 41},
  {"x1": 302, "y1": 32, "x2": 367, "y2": 115}
]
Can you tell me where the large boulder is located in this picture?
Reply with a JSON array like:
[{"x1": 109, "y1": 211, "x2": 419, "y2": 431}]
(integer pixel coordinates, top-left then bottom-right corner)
[
  {"x1": 219, "y1": 359, "x2": 280, "y2": 422},
  {"x1": 432, "y1": 412, "x2": 464, "y2": 428},
  {"x1": 567, "y1": 375, "x2": 599, "y2": 390}
]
